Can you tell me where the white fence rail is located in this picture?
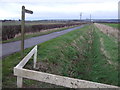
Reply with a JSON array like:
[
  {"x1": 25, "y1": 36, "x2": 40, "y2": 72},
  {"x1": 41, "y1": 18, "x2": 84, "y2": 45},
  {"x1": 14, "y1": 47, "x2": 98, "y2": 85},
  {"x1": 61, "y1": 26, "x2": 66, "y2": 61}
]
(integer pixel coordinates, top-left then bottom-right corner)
[
  {"x1": 14, "y1": 45, "x2": 37, "y2": 87},
  {"x1": 14, "y1": 45, "x2": 119, "y2": 88}
]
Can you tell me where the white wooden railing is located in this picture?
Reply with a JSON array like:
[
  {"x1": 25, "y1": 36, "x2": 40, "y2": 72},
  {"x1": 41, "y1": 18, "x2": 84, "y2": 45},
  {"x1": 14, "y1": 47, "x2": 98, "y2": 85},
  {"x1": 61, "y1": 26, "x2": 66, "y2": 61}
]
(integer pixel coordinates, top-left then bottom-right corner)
[
  {"x1": 14, "y1": 45, "x2": 37, "y2": 87},
  {"x1": 14, "y1": 45, "x2": 119, "y2": 88}
]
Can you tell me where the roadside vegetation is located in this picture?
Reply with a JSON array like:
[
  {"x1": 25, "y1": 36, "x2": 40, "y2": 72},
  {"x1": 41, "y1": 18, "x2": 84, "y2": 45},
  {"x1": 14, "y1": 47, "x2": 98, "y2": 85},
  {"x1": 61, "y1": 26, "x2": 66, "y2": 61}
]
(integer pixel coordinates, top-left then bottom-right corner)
[
  {"x1": 2, "y1": 24, "x2": 118, "y2": 88},
  {"x1": 2, "y1": 21, "x2": 84, "y2": 41},
  {"x1": 2, "y1": 25, "x2": 79, "y2": 43}
]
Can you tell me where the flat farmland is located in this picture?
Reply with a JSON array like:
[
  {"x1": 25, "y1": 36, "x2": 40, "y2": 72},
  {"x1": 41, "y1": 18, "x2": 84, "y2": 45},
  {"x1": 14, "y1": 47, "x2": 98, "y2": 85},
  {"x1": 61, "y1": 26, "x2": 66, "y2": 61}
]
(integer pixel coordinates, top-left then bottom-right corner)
[
  {"x1": 102, "y1": 23, "x2": 118, "y2": 29},
  {"x1": 2, "y1": 20, "x2": 82, "y2": 26},
  {"x1": 2, "y1": 23, "x2": 119, "y2": 88},
  {"x1": 1, "y1": 0, "x2": 119, "y2": 88}
]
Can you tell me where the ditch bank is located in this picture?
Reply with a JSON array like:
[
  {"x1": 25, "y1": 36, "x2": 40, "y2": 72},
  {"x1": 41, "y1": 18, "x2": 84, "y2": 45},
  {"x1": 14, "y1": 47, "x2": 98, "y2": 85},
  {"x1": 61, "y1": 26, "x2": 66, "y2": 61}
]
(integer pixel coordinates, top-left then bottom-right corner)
[{"x1": 3, "y1": 24, "x2": 118, "y2": 88}]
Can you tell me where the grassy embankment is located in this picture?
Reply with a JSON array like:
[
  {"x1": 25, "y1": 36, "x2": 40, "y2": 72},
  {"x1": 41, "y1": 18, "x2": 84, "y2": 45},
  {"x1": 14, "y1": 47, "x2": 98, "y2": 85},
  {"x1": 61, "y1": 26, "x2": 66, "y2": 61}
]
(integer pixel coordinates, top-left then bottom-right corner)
[
  {"x1": 91, "y1": 25, "x2": 118, "y2": 85},
  {"x1": 2, "y1": 24, "x2": 118, "y2": 88},
  {"x1": 2, "y1": 25, "x2": 79, "y2": 43}
]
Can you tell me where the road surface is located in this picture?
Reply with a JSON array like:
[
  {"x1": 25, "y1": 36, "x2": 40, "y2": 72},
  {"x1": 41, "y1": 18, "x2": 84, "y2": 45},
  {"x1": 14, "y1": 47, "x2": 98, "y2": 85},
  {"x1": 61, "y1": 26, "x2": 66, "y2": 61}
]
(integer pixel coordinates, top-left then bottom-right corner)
[{"x1": 2, "y1": 25, "x2": 85, "y2": 58}]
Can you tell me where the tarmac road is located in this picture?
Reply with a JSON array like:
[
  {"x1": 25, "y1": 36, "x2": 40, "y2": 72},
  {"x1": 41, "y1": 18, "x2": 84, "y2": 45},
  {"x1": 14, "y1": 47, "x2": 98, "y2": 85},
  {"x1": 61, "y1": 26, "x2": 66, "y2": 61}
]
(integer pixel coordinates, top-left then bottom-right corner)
[{"x1": 1, "y1": 25, "x2": 86, "y2": 58}]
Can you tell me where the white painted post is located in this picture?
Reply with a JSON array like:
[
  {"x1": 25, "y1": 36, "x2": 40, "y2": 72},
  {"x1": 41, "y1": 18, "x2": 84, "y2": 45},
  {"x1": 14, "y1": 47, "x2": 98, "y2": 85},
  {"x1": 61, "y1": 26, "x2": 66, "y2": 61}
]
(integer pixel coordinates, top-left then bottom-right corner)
[
  {"x1": 17, "y1": 77, "x2": 23, "y2": 88},
  {"x1": 33, "y1": 46, "x2": 37, "y2": 69}
]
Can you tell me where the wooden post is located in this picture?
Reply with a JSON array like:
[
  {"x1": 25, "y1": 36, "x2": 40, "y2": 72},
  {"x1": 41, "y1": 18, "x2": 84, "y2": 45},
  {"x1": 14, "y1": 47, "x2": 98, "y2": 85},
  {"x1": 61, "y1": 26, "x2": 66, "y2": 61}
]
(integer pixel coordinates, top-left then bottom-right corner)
[
  {"x1": 21, "y1": 6, "x2": 25, "y2": 58},
  {"x1": 33, "y1": 46, "x2": 37, "y2": 69},
  {"x1": 17, "y1": 76, "x2": 23, "y2": 88},
  {"x1": 21, "y1": 6, "x2": 33, "y2": 58}
]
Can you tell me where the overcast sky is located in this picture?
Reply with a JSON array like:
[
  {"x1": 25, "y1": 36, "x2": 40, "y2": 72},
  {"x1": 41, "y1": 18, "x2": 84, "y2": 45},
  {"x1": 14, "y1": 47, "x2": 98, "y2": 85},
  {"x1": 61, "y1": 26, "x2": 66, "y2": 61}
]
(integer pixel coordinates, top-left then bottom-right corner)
[{"x1": 0, "y1": 0, "x2": 119, "y2": 20}]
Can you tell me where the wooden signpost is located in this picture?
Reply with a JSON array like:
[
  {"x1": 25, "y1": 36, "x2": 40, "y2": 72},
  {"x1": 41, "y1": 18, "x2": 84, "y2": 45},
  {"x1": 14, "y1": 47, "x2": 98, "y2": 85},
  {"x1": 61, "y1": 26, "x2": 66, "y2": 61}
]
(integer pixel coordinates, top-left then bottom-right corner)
[{"x1": 21, "y1": 6, "x2": 33, "y2": 58}]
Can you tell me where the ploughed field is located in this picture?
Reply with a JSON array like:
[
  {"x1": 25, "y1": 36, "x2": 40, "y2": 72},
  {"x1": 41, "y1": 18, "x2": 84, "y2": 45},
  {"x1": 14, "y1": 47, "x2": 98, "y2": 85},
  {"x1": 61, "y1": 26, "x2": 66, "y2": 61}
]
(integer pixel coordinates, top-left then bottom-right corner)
[{"x1": 2, "y1": 23, "x2": 119, "y2": 88}]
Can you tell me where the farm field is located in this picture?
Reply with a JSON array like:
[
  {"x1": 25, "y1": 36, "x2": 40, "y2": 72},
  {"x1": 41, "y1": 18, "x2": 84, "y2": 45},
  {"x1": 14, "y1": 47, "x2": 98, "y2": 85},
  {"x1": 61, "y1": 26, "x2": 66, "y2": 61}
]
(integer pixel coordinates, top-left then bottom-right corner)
[
  {"x1": 2, "y1": 21, "x2": 85, "y2": 43},
  {"x1": 2, "y1": 23, "x2": 118, "y2": 88},
  {"x1": 95, "y1": 23, "x2": 118, "y2": 39},
  {"x1": 102, "y1": 23, "x2": 118, "y2": 28},
  {"x1": 2, "y1": 20, "x2": 81, "y2": 26},
  {"x1": 2, "y1": 25, "x2": 79, "y2": 43}
]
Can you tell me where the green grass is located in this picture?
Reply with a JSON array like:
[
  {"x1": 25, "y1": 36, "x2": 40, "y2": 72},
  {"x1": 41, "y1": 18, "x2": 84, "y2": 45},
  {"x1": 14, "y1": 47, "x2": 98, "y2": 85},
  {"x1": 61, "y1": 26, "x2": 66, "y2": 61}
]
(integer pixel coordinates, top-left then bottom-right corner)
[
  {"x1": 2, "y1": 25, "x2": 90, "y2": 88},
  {"x1": 103, "y1": 23, "x2": 118, "y2": 29},
  {"x1": 2, "y1": 24, "x2": 118, "y2": 88},
  {"x1": 88, "y1": 25, "x2": 118, "y2": 85},
  {"x1": 2, "y1": 25, "x2": 78, "y2": 43}
]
